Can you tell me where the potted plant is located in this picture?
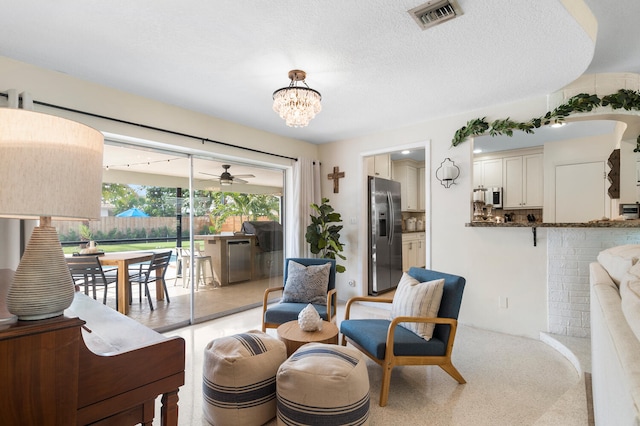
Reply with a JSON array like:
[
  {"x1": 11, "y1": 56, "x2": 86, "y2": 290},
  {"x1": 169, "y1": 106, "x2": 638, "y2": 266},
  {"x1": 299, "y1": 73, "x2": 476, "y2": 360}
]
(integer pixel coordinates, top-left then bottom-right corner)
[{"x1": 305, "y1": 198, "x2": 346, "y2": 273}]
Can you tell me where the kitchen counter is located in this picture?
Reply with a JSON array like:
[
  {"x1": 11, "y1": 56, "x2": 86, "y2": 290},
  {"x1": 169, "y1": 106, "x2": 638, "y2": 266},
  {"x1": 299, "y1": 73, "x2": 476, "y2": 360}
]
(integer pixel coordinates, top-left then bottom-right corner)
[
  {"x1": 402, "y1": 230, "x2": 426, "y2": 234},
  {"x1": 466, "y1": 219, "x2": 640, "y2": 246},
  {"x1": 197, "y1": 233, "x2": 256, "y2": 240},
  {"x1": 196, "y1": 235, "x2": 257, "y2": 286},
  {"x1": 466, "y1": 220, "x2": 640, "y2": 228}
]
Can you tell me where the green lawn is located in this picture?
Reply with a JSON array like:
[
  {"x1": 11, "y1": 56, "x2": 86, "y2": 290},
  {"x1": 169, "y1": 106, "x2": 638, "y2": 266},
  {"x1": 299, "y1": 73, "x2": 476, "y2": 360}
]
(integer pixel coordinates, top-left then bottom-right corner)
[{"x1": 62, "y1": 241, "x2": 176, "y2": 255}]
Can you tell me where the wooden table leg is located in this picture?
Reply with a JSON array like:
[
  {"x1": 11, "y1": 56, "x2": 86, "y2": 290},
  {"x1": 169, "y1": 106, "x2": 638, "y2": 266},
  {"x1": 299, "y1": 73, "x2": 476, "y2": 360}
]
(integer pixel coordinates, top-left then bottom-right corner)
[
  {"x1": 161, "y1": 390, "x2": 179, "y2": 426},
  {"x1": 117, "y1": 260, "x2": 130, "y2": 315},
  {"x1": 141, "y1": 399, "x2": 155, "y2": 426}
]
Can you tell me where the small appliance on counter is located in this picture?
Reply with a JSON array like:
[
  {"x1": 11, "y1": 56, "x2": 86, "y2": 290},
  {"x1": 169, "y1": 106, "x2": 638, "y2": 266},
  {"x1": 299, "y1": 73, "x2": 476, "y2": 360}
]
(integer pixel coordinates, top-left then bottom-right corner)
[
  {"x1": 472, "y1": 187, "x2": 486, "y2": 221},
  {"x1": 620, "y1": 203, "x2": 640, "y2": 219},
  {"x1": 485, "y1": 187, "x2": 503, "y2": 209}
]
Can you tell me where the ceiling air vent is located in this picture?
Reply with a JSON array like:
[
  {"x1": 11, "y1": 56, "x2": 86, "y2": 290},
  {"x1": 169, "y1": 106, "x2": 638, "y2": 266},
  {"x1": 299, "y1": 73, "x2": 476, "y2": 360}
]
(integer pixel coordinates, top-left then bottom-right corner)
[{"x1": 408, "y1": 0, "x2": 463, "y2": 30}]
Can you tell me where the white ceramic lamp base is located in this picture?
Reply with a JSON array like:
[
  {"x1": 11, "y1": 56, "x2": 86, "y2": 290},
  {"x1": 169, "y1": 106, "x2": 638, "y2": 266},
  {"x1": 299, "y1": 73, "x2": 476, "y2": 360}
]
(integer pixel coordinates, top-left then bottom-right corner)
[{"x1": 7, "y1": 225, "x2": 75, "y2": 321}]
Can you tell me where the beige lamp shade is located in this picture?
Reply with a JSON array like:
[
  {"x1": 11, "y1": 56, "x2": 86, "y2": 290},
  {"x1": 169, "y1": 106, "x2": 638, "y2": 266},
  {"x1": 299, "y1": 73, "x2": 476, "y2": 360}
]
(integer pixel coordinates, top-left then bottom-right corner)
[
  {"x1": 0, "y1": 108, "x2": 104, "y2": 320},
  {"x1": 0, "y1": 108, "x2": 104, "y2": 220}
]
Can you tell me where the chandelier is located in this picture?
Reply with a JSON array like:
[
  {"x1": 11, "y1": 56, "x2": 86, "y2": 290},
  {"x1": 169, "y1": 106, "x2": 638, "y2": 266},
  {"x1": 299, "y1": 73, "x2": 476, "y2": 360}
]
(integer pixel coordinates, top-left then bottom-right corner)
[{"x1": 272, "y1": 69, "x2": 322, "y2": 127}]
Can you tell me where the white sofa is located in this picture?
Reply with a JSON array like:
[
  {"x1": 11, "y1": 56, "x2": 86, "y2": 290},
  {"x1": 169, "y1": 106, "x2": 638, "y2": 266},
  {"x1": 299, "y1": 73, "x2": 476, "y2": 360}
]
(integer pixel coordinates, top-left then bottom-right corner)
[{"x1": 590, "y1": 245, "x2": 640, "y2": 425}]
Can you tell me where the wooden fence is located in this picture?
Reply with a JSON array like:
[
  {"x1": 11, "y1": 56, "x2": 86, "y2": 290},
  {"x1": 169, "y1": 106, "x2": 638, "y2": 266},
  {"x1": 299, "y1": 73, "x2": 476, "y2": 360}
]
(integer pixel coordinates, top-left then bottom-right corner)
[{"x1": 54, "y1": 215, "x2": 252, "y2": 239}]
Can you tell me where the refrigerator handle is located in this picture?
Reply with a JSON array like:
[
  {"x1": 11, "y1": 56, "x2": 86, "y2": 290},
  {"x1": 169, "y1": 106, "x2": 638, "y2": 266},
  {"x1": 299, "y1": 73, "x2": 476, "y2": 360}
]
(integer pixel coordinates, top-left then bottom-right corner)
[{"x1": 387, "y1": 191, "x2": 394, "y2": 245}]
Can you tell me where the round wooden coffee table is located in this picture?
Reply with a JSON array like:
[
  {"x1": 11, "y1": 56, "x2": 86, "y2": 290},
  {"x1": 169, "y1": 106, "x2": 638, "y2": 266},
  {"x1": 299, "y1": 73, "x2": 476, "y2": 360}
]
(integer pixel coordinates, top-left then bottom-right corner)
[{"x1": 277, "y1": 320, "x2": 339, "y2": 357}]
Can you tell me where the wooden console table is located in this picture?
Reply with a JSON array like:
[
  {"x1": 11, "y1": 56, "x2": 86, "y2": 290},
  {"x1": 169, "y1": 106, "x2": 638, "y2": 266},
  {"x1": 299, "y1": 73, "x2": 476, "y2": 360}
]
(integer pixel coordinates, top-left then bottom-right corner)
[{"x1": 0, "y1": 292, "x2": 185, "y2": 425}]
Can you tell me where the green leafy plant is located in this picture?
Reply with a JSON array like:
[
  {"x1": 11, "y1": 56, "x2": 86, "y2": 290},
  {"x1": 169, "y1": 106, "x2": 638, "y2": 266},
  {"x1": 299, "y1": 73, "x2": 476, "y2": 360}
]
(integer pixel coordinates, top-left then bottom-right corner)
[
  {"x1": 79, "y1": 224, "x2": 93, "y2": 241},
  {"x1": 305, "y1": 197, "x2": 346, "y2": 273},
  {"x1": 451, "y1": 90, "x2": 640, "y2": 151},
  {"x1": 208, "y1": 212, "x2": 223, "y2": 235}
]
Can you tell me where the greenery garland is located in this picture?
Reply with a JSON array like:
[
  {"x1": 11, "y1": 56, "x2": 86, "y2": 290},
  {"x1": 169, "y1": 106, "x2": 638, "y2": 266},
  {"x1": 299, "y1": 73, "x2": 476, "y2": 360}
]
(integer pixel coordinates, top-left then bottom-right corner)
[{"x1": 451, "y1": 89, "x2": 640, "y2": 151}]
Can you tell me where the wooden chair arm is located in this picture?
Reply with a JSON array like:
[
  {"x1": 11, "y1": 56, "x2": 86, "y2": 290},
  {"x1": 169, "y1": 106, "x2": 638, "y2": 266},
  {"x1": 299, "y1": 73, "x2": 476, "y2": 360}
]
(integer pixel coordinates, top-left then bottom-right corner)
[
  {"x1": 262, "y1": 286, "x2": 284, "y2": 309},
  {"x1": 390, "y1": 316, "x2": 457, "y2": 326},
  {"x1": 385, "y1": 317, "x2": 458, "y2": 359},
  {"x1": 326, "y1": 288, "x2": 338, "y2": 322},
  {"x1": 344, "y1": 296, "x2": 393, "y2": 320},
  {"x1": 260, "y1": 286, "x2": 285, "y2": 332}
]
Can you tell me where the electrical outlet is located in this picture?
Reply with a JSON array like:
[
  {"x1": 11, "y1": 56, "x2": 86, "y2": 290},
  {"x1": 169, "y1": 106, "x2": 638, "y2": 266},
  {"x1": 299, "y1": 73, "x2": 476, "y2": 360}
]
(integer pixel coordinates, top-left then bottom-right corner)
[
  {"x1": 348, "y1": 279, "x2": 356, "y2": 287},
  {"x1": 350, "y1": 216, "x2": 357, "y2": 225},
  {"x1": 499, "y1": 296, "x2": 508, "y2": 309}
]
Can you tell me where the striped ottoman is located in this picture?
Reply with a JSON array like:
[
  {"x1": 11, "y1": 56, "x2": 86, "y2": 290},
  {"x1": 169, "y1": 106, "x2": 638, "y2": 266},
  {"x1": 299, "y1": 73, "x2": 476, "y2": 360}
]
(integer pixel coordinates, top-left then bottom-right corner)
[
  {"x1": 203, "y1": 330, "x2": 287, "y2": 426},
  {"x1": 276, "y1": 343, "x2": 370, "y2": 425}
]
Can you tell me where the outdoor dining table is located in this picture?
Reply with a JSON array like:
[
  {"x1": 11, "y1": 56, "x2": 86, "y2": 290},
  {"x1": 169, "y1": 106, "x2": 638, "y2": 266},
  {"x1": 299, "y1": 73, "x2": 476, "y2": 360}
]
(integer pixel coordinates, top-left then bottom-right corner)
[{"x1": 99, "y1": 251, "x2": 165, "y2": 315}]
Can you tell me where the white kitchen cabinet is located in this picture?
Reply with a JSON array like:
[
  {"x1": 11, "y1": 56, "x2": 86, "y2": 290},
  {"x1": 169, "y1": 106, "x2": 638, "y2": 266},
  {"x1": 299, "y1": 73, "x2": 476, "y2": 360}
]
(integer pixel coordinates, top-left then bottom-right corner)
[
  {"x1": 418, "y1": 167, "x2": 425, "y2": 210},
  {"x1": 474, "y1": 158, "x2": 503, "y2": 189},
  {"x1": 366, "y1": 154, "x2": 391, "y2": 179},
  {"x1": 473, "y1": 161, "x2": 481, "y2": 188},
  {"x1": 415, "y1": 234, "x2": 426, "y2": 268},
  {"x1": 393, "y1": 160, "x2": 419, "y2": 211},
  {"x1": 402, "y1": 232, "x2": 426, "y2": 271},
  {"x1": 503, "y1": 153, "x2": 543, "y2": 208},
  {"x1": 401, "y1": 238, "x2": 412, "y2": 272}
]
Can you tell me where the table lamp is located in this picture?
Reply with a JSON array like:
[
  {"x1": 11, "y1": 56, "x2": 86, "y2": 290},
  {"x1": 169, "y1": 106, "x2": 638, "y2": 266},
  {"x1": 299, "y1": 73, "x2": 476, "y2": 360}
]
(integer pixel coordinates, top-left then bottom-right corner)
[{"x1": 0, "y1": 108, "x2": 103, "y2": 320}]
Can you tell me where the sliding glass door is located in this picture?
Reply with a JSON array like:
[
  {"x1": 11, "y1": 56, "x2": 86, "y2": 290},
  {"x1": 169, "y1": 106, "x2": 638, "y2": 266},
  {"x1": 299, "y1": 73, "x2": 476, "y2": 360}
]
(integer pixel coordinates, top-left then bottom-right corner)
[{"x1": 59, "y1": 139, "x2": 287, "y2": 331}]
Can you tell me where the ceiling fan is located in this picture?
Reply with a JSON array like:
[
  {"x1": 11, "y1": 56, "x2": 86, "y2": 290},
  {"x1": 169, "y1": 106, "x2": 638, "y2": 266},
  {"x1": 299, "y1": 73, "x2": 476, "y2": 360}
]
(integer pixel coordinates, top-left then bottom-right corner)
[{"x1": 200, "y1": 164, "x2": 255, "y2": 186}]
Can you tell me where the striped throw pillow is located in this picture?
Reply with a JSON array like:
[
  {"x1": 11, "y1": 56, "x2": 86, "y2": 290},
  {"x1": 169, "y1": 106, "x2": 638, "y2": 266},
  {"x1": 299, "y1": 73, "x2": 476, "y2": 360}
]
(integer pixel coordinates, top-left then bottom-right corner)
[{"x1": 390, "y1": 273, "x2": 444, "y2": 340}]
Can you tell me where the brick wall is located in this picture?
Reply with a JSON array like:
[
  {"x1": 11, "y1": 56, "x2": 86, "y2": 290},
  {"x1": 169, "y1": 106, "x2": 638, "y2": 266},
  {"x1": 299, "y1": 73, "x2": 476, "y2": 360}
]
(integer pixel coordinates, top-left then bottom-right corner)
[{"x1": 547, "y1": 227, "x2": 640, "y2": 337}]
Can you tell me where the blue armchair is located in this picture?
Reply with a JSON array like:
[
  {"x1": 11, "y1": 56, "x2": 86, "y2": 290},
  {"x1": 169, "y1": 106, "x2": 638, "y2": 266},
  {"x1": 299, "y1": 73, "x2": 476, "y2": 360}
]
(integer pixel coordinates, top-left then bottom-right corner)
[
  {"x1": 340, "y1": 267, "x2": 466, "y2": 406},
  {"x1": 261, "y1": 258, "x2": 337, "y2": 332}
]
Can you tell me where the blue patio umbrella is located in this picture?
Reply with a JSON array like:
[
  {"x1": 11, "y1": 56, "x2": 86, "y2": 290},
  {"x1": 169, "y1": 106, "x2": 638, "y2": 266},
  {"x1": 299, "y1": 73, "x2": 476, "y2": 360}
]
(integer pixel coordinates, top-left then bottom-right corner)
[{"x1": 116, "y1": 207, "x2": 149, "y2": 217}]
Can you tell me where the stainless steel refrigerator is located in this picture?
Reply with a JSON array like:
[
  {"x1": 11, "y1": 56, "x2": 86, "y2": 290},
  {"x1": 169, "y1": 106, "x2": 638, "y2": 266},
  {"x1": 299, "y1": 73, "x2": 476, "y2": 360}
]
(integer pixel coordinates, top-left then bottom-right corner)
[{"x1": 368, "y1": 176, "x2": 403, "y2": 295}]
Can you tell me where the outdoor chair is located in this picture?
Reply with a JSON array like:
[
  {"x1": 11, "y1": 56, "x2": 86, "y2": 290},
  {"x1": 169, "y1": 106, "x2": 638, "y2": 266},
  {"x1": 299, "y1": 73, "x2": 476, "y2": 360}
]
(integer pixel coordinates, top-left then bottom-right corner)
[
  {"x1": 66, "y1": 255, "x2": 119, "y2": 310},
  {"x1": 340, "y1": 267, "x2": 466, "y2": 406},
  {"x1": 261, "y1": 258, "x2": 337, "y2": 332},
  {"x1": 175, "y1": 244, "x2": 215, "y2": 290},
  {"x1": 128, "y1": 251, "x2": 172, "y2": 310}
]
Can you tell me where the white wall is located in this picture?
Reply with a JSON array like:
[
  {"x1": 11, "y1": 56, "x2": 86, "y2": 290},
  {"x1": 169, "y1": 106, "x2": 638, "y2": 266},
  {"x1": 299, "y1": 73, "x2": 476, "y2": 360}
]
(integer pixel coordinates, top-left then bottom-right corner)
[
  {"x1": 0, "y1": 221, "x2": 20, "y2": 269},
  {"x1": 318, "y1": 91, "x2": 640, "y2": 339},
  {"x1": 319, "y1": 97, "x2": 552, "y2": 338}
]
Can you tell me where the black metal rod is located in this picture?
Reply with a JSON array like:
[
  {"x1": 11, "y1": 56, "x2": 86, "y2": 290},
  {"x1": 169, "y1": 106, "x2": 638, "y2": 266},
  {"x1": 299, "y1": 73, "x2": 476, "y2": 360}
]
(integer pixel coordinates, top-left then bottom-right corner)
[{"x1": 0, "y1": 92, "x2": 297, "y2": 161}]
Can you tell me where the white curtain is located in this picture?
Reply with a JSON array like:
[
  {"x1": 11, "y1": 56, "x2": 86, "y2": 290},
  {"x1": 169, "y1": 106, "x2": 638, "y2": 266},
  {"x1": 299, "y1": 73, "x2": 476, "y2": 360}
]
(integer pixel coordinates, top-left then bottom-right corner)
[{"x1": 287, "y1": 158, "x2": 321, "y2": 258}]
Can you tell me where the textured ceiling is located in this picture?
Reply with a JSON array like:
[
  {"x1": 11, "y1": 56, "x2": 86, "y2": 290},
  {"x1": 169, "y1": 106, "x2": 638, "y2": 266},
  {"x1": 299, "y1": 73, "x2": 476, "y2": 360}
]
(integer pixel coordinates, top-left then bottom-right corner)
[
  {"x1": 1, "y1": 0, "x2": 639, "y2": 190},
  {"x1": 2, "y1": 0, "x2": 635, "y2": 146}
]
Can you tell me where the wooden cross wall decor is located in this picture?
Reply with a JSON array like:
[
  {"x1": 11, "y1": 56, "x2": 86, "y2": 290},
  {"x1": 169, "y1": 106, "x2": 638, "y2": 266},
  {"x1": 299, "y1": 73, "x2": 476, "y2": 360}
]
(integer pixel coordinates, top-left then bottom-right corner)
[{"x1": 328, "y1": 166, "x2": 345, "y2": 193}]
